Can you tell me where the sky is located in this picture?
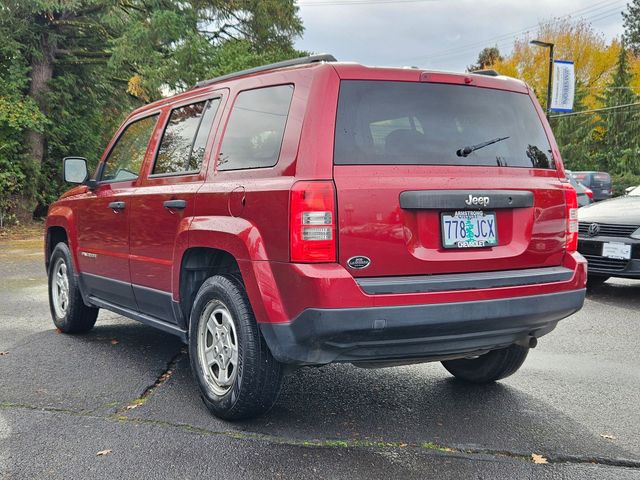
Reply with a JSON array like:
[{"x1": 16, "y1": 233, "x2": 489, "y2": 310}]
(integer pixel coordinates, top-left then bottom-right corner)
[{"x1": 294, "y1": 0, "x2": 626, "y2": 72}]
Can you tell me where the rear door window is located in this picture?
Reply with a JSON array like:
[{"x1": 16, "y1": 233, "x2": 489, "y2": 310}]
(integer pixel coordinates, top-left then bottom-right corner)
[
  {"x1": 152, "y1": 98, "x2": 220, "y2": 176},
  {"x1": 218, "y1": 85, "x2": 294, "y2": 171},
  {"x1": 334, "y1": 81, "x2": 554, "y2": 169}
]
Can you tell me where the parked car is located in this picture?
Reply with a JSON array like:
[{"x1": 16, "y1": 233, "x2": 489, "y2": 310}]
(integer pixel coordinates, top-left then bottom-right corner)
[
  {"x1": 45, "y1": 55, "x2": 587, "y2": 420},
  {"x1": 566, "y1": 170, "x2": 594, "y2": 207},
  {"x1": 578, "y1": 185, "x2": 640, "y2": 286},
  {"x1": 572, "y1": 171, "x2": 612, "y2": 201}
]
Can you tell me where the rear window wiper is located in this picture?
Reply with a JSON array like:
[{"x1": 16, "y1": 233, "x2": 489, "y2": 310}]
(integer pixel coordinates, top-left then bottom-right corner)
[{"x1": 456, "y1": 136, "x2": 510, "y2": 157}]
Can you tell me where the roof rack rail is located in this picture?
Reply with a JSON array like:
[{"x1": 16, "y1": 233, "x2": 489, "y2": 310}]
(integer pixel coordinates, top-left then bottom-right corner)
[
  {"x1": 471, "y1": 69, "x2": 500, "y2": 77},
  {"x1": 195, "y1": 54, "x2": 337, "y2": 88}
]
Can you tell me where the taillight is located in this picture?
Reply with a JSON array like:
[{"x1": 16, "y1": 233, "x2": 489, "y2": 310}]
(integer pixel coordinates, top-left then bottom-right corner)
[
  {"x1": 583, "y1": 187, "x2": 594, "y2": 200},
  {"x1": 290, "y1": 181, "x2": 337, "y2": 262},
  {"x1": 563, "y1": 184, "x2": 579, "y2": 252}
]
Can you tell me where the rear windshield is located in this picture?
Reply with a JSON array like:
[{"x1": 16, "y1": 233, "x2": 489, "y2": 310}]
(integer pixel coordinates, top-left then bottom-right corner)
[
  {"x1": 334, "y1": 80, "x2": 555, "y2": 169},
  {"x1": 574, "y1": 172, "x2": 611, "y2": 185}
]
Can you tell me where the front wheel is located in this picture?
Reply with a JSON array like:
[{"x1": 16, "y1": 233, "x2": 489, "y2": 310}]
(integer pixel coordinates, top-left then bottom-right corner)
[
  {"x1": 441, "y1": 344, "x2": 529, "y2": 384},
  {"x1": 188, "y1": 275, "x2": 283, "y2": 420},
  {"x1": 48, "y1": 242, "x2": 98, "y2": 333}
]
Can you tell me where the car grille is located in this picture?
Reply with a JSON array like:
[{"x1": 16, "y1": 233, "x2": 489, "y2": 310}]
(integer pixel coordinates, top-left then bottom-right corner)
[
  {"x1": 583, "y1": 254, "x2": 629, "y2": 272},
  {"x1": 578, "y1": 222, "x2": 639, "y2": 237}
]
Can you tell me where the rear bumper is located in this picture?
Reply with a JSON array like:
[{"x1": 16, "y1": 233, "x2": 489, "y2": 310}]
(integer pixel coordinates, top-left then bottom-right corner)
[{"x1": 260, "y1": 289, "x2": 586, "y2": 365}]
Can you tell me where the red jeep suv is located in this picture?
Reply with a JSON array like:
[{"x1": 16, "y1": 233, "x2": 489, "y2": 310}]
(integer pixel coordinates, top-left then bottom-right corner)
[{"x1": 45, "y1": 55, "x2": 587, "y2": 420}]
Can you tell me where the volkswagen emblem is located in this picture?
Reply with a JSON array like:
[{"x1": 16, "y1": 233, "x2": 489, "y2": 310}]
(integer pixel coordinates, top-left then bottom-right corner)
[{"x1": 587, "y1": 223, "x2": 600, "y2": 237}]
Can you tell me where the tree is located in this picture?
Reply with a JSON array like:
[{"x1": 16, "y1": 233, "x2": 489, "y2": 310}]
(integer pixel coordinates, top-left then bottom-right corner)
[
  {"x1": 550, "y1": 82, "x2": 599, "y2": 171},
  {"x1": 0, "y1": 0, "x2": 304, "y2": 221},
  {"x1": 623, "y1": 0, "x2": 640, "y2": 55},
  {"x1": 598, "y1": 43, "x2": 640, "y2": 175},
  {"x1": 492, "y1": 18, "x2": 619, "y2": 111},
  {"x1": 467, "y1": 46, "x2": 502, "y2": 72}
]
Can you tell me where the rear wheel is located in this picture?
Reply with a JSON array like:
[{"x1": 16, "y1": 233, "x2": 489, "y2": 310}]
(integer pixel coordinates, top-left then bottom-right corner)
[
  {"x1": 586, "y1": 274, "x2": 609, "y2": 289},
  {"x1": 188, "y1": 275, "x2": 283, "y2": 420},
  {"x1": 441, "y1": 344, "x2": 529, "y2": 384},
  {"x1": 48, "y1": 242, "x2": 98, "y2": 333}
]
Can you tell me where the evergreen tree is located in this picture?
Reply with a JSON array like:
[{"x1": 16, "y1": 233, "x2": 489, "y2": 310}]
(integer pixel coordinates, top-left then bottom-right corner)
[
  {"x1": 467, "y1": 47, "x2": 502, "y2": 72},
  {"x1": 601, "y1": 44, "x2": 638, "y2": 150},
  {"x1": 596, "y1": 43, "x2": 640, "y2": 175},
  {"x1": 551, "y1": 82, "x2": 598, "y2": 171},
  {"x1": 623, "y1": 0, "x2": 640, "y2": 55},
  {"x1": 0, "y1": 1, "x2": 304, "y2": 220}
]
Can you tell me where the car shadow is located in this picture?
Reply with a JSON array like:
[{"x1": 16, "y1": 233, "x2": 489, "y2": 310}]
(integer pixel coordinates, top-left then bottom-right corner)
[
  {"x1": 8, "y1": 315, "x2": 636, "y2": 461},
  {"x1": 126, "y1": 353, "x2": 638, "y2": 461},
  {"x1": 585, "y1": 278, "x2": 640, "y2": 309}
]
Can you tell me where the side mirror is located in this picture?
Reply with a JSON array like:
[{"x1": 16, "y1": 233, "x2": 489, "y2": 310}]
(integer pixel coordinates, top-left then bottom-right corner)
[{"x1": 63, "y1": 157, "x2": 89, "y2": 184}]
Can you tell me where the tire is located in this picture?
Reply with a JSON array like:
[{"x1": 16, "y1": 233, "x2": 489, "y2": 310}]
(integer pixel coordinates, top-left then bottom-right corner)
[
  {"x1": 441, "y1": 344, "x2": 529, "y2": 384},
  {"x1": 587, "y1": 274, "x2": 609, "y2": 289},
  {"x1": 48, "y1": 242, "x2": 98, "y2": 333},
  {"x1": 188, "y1": 275, "x2": 283, "y2": 420}
]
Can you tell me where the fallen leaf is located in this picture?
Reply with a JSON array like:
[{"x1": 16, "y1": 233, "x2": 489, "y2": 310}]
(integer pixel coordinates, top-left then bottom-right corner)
[
  {"x1": 600, "y1": 434, "x2": 616, "y2": 440},
  {"x1": 531, "y1": 453, "x2": 548, "y2": 464},
  {"x1": 399, "y1": 443, "x2": 408, "y2": 448},
  {"x1": 110, "y1": 340, "x2": 119, "y2": 345},
  {"x1": 0, "y1": 352, "x2": 9, "y2": 356},
  {"x1": 96, "y1": 449, "x2": 112, "y2": 456}
]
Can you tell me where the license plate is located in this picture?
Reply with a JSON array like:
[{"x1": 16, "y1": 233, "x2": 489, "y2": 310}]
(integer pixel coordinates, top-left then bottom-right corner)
[
  {"x1": 602, "y1": 242, "x2": 631, "y2": 260},
  {"x1": 441, "y1": 211, "x2": 497, "y2": 249}
]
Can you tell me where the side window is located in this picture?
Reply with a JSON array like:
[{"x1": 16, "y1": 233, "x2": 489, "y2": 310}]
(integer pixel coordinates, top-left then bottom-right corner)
[
  {"x1": 218, "y1": 85, "x2": 294, "y2": 171},
  {"x1": 101, "y1": 115, "x2": 158, "y2": 182},
  {"x1": 152, "y1": 98, "x2": 220, "y2": 176}
]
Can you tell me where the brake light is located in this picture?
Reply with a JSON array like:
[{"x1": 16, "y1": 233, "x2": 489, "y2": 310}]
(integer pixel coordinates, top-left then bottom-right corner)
[
  {"x1": 563, "y1": 184, "x2": 579, "y2": 252},
  {"x1": 290, "y1": 181, "x2": 336, "y2": 262}
]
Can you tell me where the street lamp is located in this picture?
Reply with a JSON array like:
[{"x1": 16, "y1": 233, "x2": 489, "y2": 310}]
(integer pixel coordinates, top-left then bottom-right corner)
[{"x1": 530, "y1": 39, "x2": 554, "y2": 119}]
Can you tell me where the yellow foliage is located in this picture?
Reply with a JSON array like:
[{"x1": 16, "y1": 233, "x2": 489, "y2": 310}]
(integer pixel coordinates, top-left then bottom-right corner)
[
  {"x1": 126, "y1": 74, "x2": 150, "y2": 102},
  {"x1": 491, "y1": 18, "x2": 620, "y2": 110},
  {"x1": 629, "y1": 56, "x2": 640, "y2": 96}
]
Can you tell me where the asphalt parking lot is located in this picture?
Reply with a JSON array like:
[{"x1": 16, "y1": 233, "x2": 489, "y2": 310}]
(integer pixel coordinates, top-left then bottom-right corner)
[{"x1": 1, "y1": 237, "x2": 639, "y2": 479}]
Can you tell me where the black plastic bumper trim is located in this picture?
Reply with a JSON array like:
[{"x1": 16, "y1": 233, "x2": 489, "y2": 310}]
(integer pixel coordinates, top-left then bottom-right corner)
[
  {"x1": 356, "y1": 266, "x2": 573, "y2": 294},
  {"x1": 260, "y1": 289, "x2": 585, "y2": 365}
]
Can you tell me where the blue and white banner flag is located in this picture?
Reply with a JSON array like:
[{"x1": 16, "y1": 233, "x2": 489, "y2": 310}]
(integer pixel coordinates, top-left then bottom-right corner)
[{"x1": 550, "y1": 60, "x2": 575, "y2": 112}]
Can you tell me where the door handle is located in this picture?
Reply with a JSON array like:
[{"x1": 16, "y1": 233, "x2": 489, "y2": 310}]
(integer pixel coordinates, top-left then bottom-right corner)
[
  {"x1": 108, "y1": 201, "x2": 126, "y2": 211},
  {"x1": 163, "y1": 199, "x2": 187, "y2": 210}
]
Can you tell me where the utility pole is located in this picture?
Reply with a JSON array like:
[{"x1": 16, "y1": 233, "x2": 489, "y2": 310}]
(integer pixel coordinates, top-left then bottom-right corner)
[{"x1": 530, "y1": 40, "x2": 555, "y2": 119}]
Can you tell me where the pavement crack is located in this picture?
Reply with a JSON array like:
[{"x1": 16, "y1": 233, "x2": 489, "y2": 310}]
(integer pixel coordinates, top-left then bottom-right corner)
[
  {"x1": 117, "y1": 348, "x2": 184, "y2": 414},
  {"x1": 3, "y1": 401, "x2": 640, "y2": 470}
]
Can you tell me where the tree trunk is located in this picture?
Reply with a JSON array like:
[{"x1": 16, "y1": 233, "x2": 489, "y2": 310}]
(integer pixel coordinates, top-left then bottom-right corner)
[
  {"x1": 23, "y1": 29, "x2": 55, "y2": 219},
  {"x1": 27, "y1": 31, "x2": 54, "y2": 168}
]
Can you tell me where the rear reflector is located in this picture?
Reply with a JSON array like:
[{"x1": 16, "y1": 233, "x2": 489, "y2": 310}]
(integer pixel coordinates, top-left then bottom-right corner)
[
  {"x1": 563, "y1": 184, "x2": 579, "y2": 252},
  {"x1": 290, "y1": 181, "x2": 337, "y2": 262}
]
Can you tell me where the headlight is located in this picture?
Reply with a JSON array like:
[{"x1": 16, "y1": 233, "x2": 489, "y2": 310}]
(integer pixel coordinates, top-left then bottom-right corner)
[{"x1": 632, "y1": 227, "x2": 640, "y2": 240}]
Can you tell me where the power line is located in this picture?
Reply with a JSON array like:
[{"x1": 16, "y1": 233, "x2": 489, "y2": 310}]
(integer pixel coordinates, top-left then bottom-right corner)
[
  {"x1": 550, "y1": 101, "x2": 640, "y2": 118},
  {"x1": 298, "y1": 0, "x2": 438, "y2": 5},
  {"x1": 400, "y1": 0, "x2": 625, "y2": 62}
]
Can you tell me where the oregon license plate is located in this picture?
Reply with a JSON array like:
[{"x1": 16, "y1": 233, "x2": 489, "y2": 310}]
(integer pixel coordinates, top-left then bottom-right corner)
[{"x1": 441, "y1": 211, "x2": 498, "y2": 249}]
